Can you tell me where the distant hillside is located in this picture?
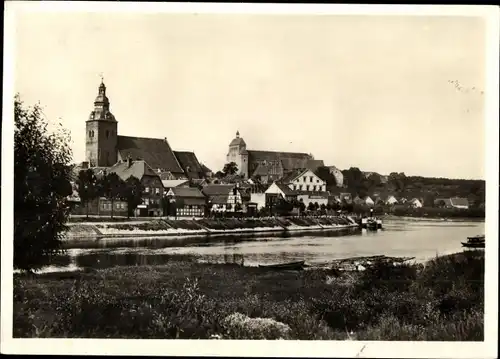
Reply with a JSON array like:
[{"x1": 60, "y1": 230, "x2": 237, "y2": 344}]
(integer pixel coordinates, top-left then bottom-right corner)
[{"x1": 319, "y1": 167, "x2": 485, "y2": 206}]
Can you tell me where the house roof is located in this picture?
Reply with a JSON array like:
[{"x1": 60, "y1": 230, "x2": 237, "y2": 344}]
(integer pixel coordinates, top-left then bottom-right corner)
[
  {"x1": 306, "y1": 159, "x2": 324, "y2": 172},
  {"x1": 200, "y1": 163, "x2": 212, "y2": 174},
  {"x1": 161, "y1": 179, "x2": 189, "y2": 188},
  {"x1": 108, "y1": 160, "x2": 159, "y2": 181},
  {"x1": 279, "y1": 168, "x2": 310, "y2": 184},
  {"x1": 116, "y1": 136, "x2": 184, "y2": 174},
  {"x1": 170, "y1": 187, "x2": 205, "y2": 198},
  {"x1": 201, "y1": 184, "x2": 235, "y2": 196},
  {"x1": 275, "y1": 183, "x2": 299, "y2": 196},
  {"x1": 173, "y1": 151, "x2": 205, "y2": 179},
  {"x1": 247, "y1": 150, "x2": 313, "y2": 171},
  {"x1": 210, "y1": 195, "x2": 230, "y2": 204},
  {"x1": 450, "y1": 197, "x2": 469, "y2": 207}
]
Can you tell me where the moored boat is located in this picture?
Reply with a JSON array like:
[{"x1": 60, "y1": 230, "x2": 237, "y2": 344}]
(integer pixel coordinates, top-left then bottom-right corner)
[
  {"x1": 462, "y1": 234, "x2": 485, "y2": 249},
  {"x1": 259, "y1": 260, "x2": 306, "y2": 270},
  {"x1": 461, "y1": 241, "x2": 485, "y2": 248}
]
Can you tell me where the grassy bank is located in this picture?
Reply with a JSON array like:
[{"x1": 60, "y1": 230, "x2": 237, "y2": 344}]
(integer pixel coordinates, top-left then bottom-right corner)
[{"x1": 13, "y1": 250, "x2": 484, "y2": 340}]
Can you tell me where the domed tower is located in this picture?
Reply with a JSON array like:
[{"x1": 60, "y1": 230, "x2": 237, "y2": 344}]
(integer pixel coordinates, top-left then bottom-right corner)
[
  {"x1": 85, "y1": 79, "x2": 118, "y2": 167},
  {"x1": 226, "y1": 130, "x2": 249, "y2": 178}
]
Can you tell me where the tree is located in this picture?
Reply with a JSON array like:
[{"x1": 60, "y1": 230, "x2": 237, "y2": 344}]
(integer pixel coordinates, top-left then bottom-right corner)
[
  {"x1": 222, "y1": 162, "x2": 238, "y2": 176},
  {"x1": 76, "y1": 169, "x2": 99, "y2": 218},
  {"x1": 299, "y1": 200, "x2": 306, "y2": 214},
  {"x1": 307, "y1": 202, "x2": 315, "y2": 211},
  {"x1": 214, "y1": 171, "x2": 225, "y2": 179},
  {"x1": 314, "y1": 166, "x2": 338, "y2": 187},
  {"x1": 14, "y1": 95, "x2": 73, "y2": 272},
  {"x1": 124, "y1": 176, "x2": 144, "y2": 218},
  {"x1": 98, "y1": 172, "x2": 126, "y2": 219}
]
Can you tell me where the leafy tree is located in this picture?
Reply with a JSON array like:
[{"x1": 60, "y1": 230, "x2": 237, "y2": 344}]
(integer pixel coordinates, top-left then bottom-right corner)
[
  {"x1": 234, "y1": 203, "x2": 242, "y2": 212},
  {"x1": 76, "y1": 169, "x2": 99, "y2": 218},
  {"x1": 214, "y1": 171, "x2": 225, "y2": 179},
  {"x1": 124, "y1": 176, "x2": 144, "y2": 218},
  {"x1": 98, "y1": 173, "x2": 126, "y2": 219},
  {"x1": 307, "y1": 202, "x2": 315, "y2": 211},
  {"x1": 299, "y1": 200, "x2": 306, "y2": 214},
  {"x1": 14, "y1": 95, "x2": 73, "y2": 272},
  {"x1": 226, "y1": 203, "x2": 233, "y2": 211},
  {"x1": 222, "y1": 162, "x2": 238, "y2": 176},
  {"x1": 314, "y1": 166, "x2": 337, "y2": 187}
]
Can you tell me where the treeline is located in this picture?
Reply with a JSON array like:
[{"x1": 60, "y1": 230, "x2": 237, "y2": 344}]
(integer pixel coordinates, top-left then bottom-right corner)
[{"x1": 314, "y1": 166, "x2": 485, "y2": 205}]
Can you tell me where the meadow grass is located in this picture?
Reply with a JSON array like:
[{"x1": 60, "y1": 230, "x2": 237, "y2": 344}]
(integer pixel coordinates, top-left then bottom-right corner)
[{"x1": 13, "y1": 250, "x2": 484, "y2": 340}]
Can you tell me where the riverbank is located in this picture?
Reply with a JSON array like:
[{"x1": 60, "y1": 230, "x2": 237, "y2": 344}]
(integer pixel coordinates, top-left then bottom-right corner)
[
  {"x1": 382, "y1": 214, "x2": 485, "y2": 223},
  {"x1": 65, "y1": 216, "x2": 359, "y2": 240},
  {"x1": 13, "y1": 250, "x2": 484, "y2": 340}
]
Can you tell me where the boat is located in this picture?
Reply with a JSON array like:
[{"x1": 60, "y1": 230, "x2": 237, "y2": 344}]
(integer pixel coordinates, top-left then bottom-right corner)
[
  {"x1": 461, "y1": 241, "x2": 485, "y2": 248},
  {"x1": 259, "y1": 260, "x2": 306, "y2": 270},
  {"x1": 461, "y1": 234, "x2": 485, "y2": 249},
  {"x1": 360, "y1": 217, "x2": 383, "y2": 230},
  {"x1": 467, "y1": 235, "x2": 485, "y2": 241}
]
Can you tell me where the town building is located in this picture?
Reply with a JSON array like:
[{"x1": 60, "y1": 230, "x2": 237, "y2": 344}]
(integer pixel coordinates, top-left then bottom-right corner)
[
  {"x1": 226, "y1": 131, "x2": 323, "y2": 180},
  {"x1": 408, "y1": 198, "x2": 423, "y2": 208},
  {"x1": 434, "y1": 197, "x2": 470, "y2": 209},
  {"x1": 385, "y1": 195, "x2": 399, "y2": 205},
  {"x1": 165, "y1": 187, "x2": 206, "y2": 218},
  {"x1": 202, "y1": 184, "x2": 243, "y2": 212},
  {"x1": 280, "y1": 169, "x2": 327, "y2": 193},
  {"x1": 108, "y1": 158, "x2": 164, "y2": 216},
  {"x1": 85, "y1": 80, "x2": 206, "y2": 181}
]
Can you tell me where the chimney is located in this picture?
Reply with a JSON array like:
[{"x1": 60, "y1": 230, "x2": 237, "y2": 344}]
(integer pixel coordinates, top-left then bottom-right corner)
[
  {"x1": 127, "y1": 155, "x2": 133, "y2": 168},
  {"x1": 164, "y1": 137, "x2": 168, "y2": 142},
  {"x1": 81, "y1": 161, "x2": 89, "y2": 169}
]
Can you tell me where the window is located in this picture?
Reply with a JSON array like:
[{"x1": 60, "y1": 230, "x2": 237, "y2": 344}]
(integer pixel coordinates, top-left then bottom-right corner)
[
  {"x1": 303, "y1": 176, "x2": 306, "y2": 182},
  {"x1": 145, "y1": 198, "x2": 150, "y2": 205},
  {"x1": 313, "y1": 185, "x2": 316, "y2": 191},
  {"x1": 116, "y1": 203, "x2": 120, "y2": 209},
  {"x1": 316, "y1": 179, "x2": 320, "y2": 183},
  {"x1": 106, "y1": 130, "x2": 109, "y2": 138},
  {"x1": 145, "y1": 187, "x2": 150, "y2": 193},
  {"x1": 300, "y1": 185, "x2": 303, "y2": 191},
  {"x1": 306, "y1": 185, "x2": 310, "y2": 191},
  {"x1": 310, "y1": 176, "x2": 313, "y2": 182},
  {"x1": 155, "y1": 188, "x2": 160, "y2": 195}
]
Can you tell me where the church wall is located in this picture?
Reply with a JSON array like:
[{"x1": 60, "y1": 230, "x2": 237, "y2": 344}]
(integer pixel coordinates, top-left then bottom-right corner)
[{"x1": 85, "y1": 120, "x2": 118, "y2": 167}]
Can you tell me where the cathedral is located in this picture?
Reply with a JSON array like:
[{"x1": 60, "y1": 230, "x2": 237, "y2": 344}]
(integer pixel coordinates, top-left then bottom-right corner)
[
  {"x1": 84, "y1": 80, "x2": 206, "y2": 180},
  {"x1": 226, "y1": 131, "x2": 325, "y2": 182}
]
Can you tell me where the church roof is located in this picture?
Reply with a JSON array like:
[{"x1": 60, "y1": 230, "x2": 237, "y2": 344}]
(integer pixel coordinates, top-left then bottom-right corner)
[
  {"x1": 201, "y1": 184, "x2": 236, "y2": 196},
  {"x1": 247, "y1": 150, "x2": 313, "y2": 171},
  {"x1": 108, "y1": 160, "x2": 159, "y2": 181},
  {"x1": 229, "y1": 131, "x2": 246, "y2": 147},
  {"x1": 173, "y1": 151, "x2": 205, "y2": 179},
  {"x1": 116, "y1": 136, "x2": 184, "y2": 174},
  {"x1": 306, "y1": 159, "x2": 324, "y2": 172}
]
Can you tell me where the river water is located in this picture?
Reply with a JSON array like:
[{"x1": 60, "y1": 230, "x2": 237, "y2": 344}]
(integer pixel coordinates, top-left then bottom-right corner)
[{"x1": 38, "y1": 219, "x2": 485, "y2": 273}]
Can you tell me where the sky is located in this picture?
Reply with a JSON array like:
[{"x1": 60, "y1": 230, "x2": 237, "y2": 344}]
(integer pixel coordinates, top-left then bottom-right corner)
[{"x1": 13, "y1": 10, "x2": 487, "y2": 179}]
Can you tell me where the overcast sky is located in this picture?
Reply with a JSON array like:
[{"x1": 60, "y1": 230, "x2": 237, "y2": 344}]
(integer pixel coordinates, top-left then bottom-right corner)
[{"x1": 13, "y1": 11, "x2": 486, "y2": 179}]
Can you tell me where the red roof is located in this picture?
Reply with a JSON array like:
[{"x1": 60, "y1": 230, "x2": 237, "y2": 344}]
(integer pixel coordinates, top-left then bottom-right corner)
[
  {"x1": 117, "y1": 136, "x2": 184, "y2": 174},
  {"x1": 173, "y1": 151, "x2": 205, "y2": 179}
]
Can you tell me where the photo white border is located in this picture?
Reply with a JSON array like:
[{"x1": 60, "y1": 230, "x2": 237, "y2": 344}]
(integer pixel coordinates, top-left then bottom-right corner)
[{"x1": 2, "y1": 2, "x2": 499, "y2": 358}]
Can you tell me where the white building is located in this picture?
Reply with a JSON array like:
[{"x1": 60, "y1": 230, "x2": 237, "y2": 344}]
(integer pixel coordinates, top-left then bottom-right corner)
[
  {"x1": 364, "y1": 196, "x2": 375, "y2": 207},
  {"x1": 408, "y1": 198, "x2": 423, "y2": 208},
  {"x1": 281, "y1": 169, "x2": 327, "y2": 193},
  {"x1": 385, "y1": 195, "x2": 398, "y2": 205}
]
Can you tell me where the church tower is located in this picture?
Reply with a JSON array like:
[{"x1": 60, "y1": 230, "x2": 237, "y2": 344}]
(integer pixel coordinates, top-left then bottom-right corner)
[
  {"x1": 85, "y1": 79, "x2": 118, "y2": 167},
  {"x1": 227, "y1": 130, "x2": 249, "y2": 178}
]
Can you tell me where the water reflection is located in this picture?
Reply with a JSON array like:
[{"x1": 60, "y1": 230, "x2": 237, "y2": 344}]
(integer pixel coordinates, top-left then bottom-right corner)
[{"x1": 42, "y1": 220, "x2": 485, "y2": 273}]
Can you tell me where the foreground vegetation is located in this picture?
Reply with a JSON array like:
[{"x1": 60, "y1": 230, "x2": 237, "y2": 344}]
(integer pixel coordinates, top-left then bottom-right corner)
[{"x1": 14, "y1": 250, "x2": 484, "y2": 340}]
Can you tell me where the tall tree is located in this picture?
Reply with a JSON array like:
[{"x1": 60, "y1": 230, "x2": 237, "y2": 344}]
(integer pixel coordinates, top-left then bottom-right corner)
[
  {"x1": 14, "y1": 95, "x2": 73, "y2": 272},
  {"x1": 124, "y1": 176, "x2": 144, "y2": 218},
  {"x1": 98, "y1": 172, "x2": 125, "y2": 219},
  {"x1": 76, "y1": 168, "x2": 98, "y2": 218},
  {"x1": 222, "y1": 162, "x2": 238, "y2": 176},
  {"x1": 314, "y1": 166, "x2": 337, "y2": 187}
]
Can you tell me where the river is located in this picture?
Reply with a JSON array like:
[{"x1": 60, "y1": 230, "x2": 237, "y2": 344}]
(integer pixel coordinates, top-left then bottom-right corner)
[{"x1": 40, "y1": 219, "x2": 484, "y2": 273}]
